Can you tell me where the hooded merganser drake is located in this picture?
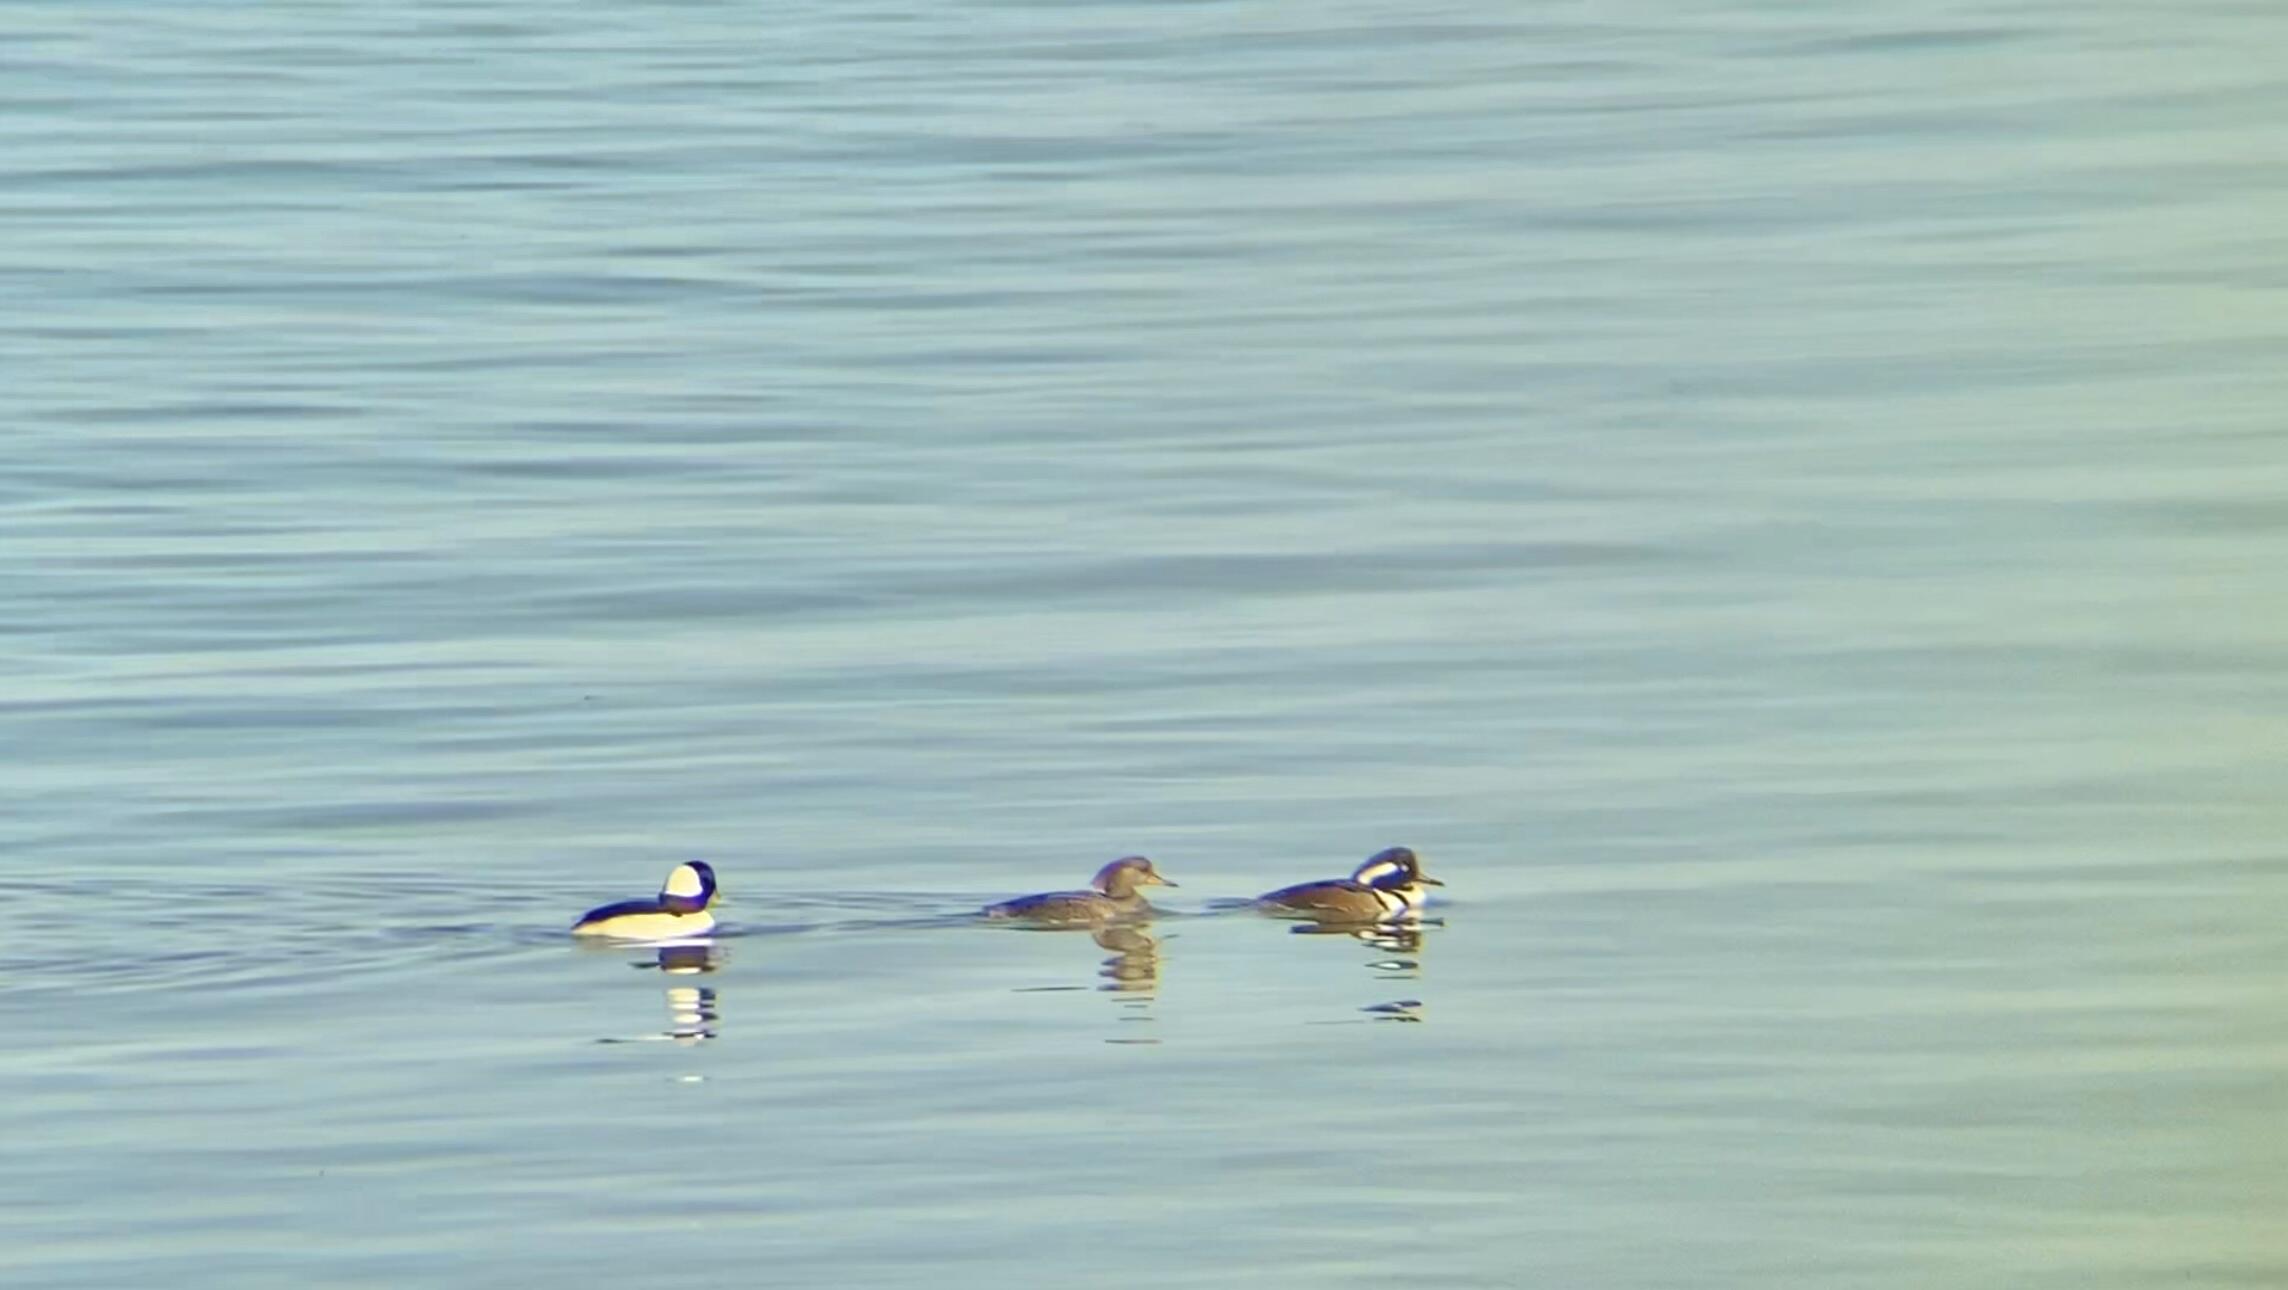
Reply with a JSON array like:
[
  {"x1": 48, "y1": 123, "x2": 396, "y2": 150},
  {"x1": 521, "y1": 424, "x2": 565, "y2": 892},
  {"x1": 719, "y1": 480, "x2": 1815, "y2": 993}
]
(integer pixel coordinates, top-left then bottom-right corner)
[
  {"x1": 1256, "y1": 846, "x2": 1441, "y2": 922},
  {"x1": 570, "y1": 861, "x2": 721, "y2": 940},
  {"x1": 983, "y1": 856, "x2": 1176, "y2": 926}
]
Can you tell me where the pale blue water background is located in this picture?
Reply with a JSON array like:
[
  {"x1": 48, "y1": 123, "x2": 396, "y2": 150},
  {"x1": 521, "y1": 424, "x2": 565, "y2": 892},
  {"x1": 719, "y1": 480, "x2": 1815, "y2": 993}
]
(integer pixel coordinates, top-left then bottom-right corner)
[{"x1": 5, "y1": 0, "x2": 2287, "y2": 1285}]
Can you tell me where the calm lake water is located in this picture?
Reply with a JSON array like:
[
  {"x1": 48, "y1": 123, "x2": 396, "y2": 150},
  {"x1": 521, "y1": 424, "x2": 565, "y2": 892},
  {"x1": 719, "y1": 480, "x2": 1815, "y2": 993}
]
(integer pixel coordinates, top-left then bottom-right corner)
[{"x1": 6, "y1": 1, "x2": 2286, "y2": 1285}]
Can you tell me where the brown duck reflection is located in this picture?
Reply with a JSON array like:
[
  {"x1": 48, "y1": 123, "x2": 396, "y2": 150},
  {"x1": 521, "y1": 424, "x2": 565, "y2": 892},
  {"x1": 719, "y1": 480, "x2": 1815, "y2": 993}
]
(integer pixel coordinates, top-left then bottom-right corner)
[
  {"x1": 1005, "y1": 924, "x2": 1163, "y2": 1043},
  {"x1": 1094, "y1": 926, "x2": 1161, "y2": 1043},
  {"x1": 1093, "y1": 925, "x2": 1161, "y2": 994}
]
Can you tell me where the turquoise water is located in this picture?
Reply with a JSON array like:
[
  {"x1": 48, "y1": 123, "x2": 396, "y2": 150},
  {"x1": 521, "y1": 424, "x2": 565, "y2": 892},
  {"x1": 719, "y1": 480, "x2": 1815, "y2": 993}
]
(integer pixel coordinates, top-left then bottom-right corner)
[{"x1": 7, "y1": 1, "x2": 2288, "y2": 1285}]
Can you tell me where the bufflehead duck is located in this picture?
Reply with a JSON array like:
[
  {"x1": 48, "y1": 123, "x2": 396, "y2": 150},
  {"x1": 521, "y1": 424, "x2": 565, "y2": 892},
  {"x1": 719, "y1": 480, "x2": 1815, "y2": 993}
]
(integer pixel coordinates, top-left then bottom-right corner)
[
  {"x1": 1256, "y1": 846, "x2": 1441, "y2": 922},
  {"x1": 983, "y1": 856, "x2": 1176, "y2": 926},
  {"x1": 571, "y1": 861, "x2": 721, "y2": 940}
]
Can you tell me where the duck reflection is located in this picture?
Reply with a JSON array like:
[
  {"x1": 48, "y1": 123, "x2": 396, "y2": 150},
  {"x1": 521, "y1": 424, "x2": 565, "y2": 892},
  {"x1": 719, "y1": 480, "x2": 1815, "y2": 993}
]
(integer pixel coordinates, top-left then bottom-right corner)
[
  {"x1": 1004, "y1": 925, "x2": 1165, "y2": 1043},
  {"x1": 1286, "y1": 919, "x2": 1424, "y2": 959},
  {"x1": 1281, "y1": 916, "x2": 1437, "y2": 1021},
  {"x1": 1358, "y1": 998, "x2": 1424, "y2": 1023},
  {"x1": 1093, "y1": 925, "x2": 1160, "y2": 994},
  {"x1": 639, "y1": 944, "x2": 721, "y2": 1045},
  {"x1": 659, "y1": 983, "x2": 719, "y2": 1044},
  {"x1": 646, "y1": 943, "x2": 721, "y2": 976},
  {"x1": 1094, "y1": 926, "x2": 1161, "y2": 1043},
  {"x1": 586, "y1": 942, "x2": 722, "y2": 1045}
]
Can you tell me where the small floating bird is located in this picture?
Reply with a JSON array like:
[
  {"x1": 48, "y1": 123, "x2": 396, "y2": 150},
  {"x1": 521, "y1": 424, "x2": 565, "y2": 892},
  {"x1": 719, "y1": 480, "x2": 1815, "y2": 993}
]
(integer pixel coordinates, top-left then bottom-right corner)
[
  {"x1": 983, "y1": 856, "x2": 1176, "y2": 926},
  {"x1": 571, "y1": 861, "x2": 721, "y2": 940},
  {"x1": 1256, "y1": 846, "x2": 1441, "y2": 922}
]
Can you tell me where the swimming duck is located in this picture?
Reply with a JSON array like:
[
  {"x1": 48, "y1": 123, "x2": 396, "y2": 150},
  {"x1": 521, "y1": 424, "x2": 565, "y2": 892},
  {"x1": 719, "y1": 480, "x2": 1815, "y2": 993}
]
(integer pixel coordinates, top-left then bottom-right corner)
[
  {"x1": 571, "y1": 861, "x2": 721, "y2": 940},
  {"x1": 983, "y1": 856, "x2": 1176, "y2": 926},
  {"x1": 1256, "y1": 846, "x2": 1441, "y2": 922}
]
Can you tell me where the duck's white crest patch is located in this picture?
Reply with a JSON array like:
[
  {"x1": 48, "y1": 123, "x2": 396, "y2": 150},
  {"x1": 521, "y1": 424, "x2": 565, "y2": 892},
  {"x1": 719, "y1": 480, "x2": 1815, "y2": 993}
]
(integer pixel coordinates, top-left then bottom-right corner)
[
  {"x1": 661, "y1": 864, "x2": 707, "y2": 899},
  {"x1": 1353, "y1": 857, "x2": 1404, "y2": 887}
]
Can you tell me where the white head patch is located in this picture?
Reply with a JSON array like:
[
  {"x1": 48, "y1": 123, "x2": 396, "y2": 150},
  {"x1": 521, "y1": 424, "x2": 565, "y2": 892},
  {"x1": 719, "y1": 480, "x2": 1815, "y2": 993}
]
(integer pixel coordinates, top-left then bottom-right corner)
[
  {"x1": 661, "y1": 864, "x2": 707, "y2": 900},
  {"x1": 1352, "y1": 857, "x2": 1405, "y2": 887}
]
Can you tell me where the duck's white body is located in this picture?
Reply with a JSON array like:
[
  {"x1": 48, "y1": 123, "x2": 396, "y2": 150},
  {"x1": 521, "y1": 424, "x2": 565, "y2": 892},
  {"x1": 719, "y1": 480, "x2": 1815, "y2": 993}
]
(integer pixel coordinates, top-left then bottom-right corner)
[
  {"x1": 572, "y1": 907, "x2": 717, "y2": 940},
  {"x1": 572, "y1": 862, "x2": 721, "y2": 940}
]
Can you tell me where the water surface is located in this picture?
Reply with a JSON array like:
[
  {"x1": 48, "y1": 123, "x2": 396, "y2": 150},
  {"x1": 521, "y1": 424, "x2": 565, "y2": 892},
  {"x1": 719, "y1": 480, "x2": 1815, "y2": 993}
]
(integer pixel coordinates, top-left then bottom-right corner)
[{"x1": 6, "y1": 1, "x2": 2287, "y2": 1286}]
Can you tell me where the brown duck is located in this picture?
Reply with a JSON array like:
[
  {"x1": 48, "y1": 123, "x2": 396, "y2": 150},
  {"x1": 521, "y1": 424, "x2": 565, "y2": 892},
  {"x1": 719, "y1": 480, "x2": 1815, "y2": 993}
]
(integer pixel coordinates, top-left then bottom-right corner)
[{"x1": 983, "y1": 856, "x2": 1178, "y2": 926}]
